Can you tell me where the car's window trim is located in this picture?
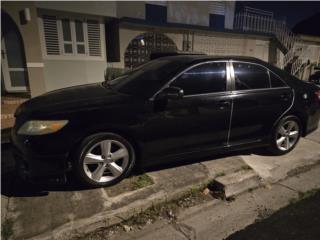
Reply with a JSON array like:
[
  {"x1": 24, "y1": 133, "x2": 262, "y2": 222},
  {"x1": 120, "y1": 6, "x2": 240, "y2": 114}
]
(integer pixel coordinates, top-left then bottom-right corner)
[
  {"x1": 150, "y1": 60, "x2": 230, "y2": 100},
  {"x1": 230, "y1": 60, "x2": 289, "y2": 92}
]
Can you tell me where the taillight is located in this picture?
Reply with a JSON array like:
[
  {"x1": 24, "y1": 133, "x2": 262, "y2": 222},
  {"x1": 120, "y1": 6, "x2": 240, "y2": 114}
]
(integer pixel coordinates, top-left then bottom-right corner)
[{"x1": 315, "y1": 90, "x2": 320, "y2": 104}]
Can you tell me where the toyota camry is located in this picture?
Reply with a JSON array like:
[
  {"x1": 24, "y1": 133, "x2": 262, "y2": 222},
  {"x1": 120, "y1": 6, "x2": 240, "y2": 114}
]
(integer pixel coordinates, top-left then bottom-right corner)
[{"x1": 11, "y1": 55, "x2": 320, "y2": 187}]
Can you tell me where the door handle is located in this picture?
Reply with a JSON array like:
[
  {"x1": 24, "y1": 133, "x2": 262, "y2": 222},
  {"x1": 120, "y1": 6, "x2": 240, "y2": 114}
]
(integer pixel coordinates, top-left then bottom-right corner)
[
  {"x1": 218, "y1": 100, "x2": 231, "y2": 109},
  {"x1": 280, "y1": 93, "x2": 291, "y2": 101}
]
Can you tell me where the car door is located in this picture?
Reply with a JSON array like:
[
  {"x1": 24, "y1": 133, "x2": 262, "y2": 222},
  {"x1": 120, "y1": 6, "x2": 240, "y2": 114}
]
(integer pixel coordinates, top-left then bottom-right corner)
[
  {"x1": 229, "y1": 61, "x2": 293, "y2": 145},
  {"x1": 143, "y1": 61, "x2": 233, "y2": 158}
]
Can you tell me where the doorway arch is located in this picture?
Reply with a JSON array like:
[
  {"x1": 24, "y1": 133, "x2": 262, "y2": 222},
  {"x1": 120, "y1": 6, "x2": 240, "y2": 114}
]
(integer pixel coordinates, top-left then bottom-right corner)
[
  {"x1": 124, "y1": 32, "x2": 177, "y2": 69},
  {"x1": 1, "y1": 11, "x2": 29, "y2": 93}
]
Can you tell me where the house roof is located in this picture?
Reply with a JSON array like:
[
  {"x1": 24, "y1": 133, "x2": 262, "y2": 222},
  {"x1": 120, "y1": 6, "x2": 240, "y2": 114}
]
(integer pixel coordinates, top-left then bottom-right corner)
[{"x1": 119, "y1": 17, "x2": 274, "y2": 39}]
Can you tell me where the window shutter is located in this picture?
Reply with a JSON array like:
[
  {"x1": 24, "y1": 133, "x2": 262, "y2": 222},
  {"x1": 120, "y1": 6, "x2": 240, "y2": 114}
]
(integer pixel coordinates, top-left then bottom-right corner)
[
  {"x1": 209, "y1": 1, "x2": 226, "y2": 15},
  {"x1": 42, "y1": 15, "x2": 60, "y2": 55},
  {"x1": 87, "y1": 20, "x2": 101, "y2": 56}
]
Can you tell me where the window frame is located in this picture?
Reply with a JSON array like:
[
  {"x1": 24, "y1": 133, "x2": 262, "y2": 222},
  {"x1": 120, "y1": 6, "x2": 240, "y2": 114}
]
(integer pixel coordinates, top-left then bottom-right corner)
[
  {"x1": 150, "y1": 60, "x2": 232, "y2": 100},
  {"x1": 230, "y1": 61, "x2": 289, "y2": 93},
  {"x1": 38, "y1": 14, "x2": 105, "y2": 61}
]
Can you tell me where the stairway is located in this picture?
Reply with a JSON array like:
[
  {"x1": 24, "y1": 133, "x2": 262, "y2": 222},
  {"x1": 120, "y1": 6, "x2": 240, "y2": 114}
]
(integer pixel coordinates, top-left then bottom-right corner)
[{"x1": 234, "y1": 10, "x2": 309, "y2": 76}]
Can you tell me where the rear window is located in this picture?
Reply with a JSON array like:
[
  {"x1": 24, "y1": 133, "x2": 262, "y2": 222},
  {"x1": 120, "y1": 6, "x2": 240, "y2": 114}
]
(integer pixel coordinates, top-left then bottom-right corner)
[
  {"x1": 270, "y1": 71, "x2": 287, "y2": 88},
  {"x1": 233, "y1": 62, "x2": 270, "y2": 90}
]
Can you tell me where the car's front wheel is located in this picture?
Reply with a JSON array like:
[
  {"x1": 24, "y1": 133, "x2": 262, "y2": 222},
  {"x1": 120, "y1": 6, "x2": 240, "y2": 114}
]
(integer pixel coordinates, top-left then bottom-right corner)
[
  {"x1": 73, "y1": 133, "x2": 135, "y2": 187},
  {"x1": 268, "y1": 116, "x2": 301, "y2": 155}
]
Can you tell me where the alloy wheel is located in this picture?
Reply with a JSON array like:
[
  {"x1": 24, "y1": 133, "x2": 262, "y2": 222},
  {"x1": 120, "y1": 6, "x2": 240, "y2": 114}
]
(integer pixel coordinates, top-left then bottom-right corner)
[
  {"x1": 83, "y1": 139, "x2": 129, "y2": 183},
  {"x1": 276, "y1": 120, "x2": 300, "y2": 151}
]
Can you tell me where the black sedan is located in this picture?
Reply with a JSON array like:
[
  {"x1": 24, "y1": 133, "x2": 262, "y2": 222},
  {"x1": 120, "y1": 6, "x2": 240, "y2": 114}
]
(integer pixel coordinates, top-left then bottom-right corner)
[{"x1": 11, "y1": 55, "x2": 320, "y2": 187}]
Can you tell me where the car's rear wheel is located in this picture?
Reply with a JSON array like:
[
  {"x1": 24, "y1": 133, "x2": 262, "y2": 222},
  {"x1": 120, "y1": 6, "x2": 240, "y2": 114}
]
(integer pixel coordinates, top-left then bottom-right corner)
[
  {"x1": 73, "y1": 133, "x2": 135, "y2": 187},
  {"x1": 268, "y1": 116, "x2": 301, "y2": 155}
]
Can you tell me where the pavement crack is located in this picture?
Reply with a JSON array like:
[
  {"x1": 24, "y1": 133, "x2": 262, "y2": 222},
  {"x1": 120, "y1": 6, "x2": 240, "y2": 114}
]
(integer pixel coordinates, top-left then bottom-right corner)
[
  {"x1": 198, "y1": 162, "x2": 210, "y2": 177},
  {"x1": 172, "y1": 222, "x2": 197, "y2": 240},
  {"x1": 276, "y1": 183, "x2": 300, "y2": 193}
]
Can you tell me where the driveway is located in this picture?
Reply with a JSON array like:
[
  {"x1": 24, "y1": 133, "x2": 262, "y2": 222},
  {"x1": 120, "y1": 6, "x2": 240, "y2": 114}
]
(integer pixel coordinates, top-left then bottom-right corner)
[{"x1": 1, "y1": 128, "x2": 320, "y2": 240}]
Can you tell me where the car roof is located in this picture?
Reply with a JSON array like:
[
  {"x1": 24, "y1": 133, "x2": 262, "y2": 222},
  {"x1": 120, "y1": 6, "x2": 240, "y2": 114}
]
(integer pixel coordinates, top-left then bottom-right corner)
[
  {"x1": 157, "y1": 54, "x2": 289, "y2": 80},
  {"x1": 158, "y1": 54, "x2": 267, "y2": 65}
]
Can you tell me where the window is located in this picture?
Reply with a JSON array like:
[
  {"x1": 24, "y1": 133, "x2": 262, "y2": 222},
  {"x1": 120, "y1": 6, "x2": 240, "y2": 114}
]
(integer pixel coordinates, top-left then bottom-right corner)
[
  {"x1": 171, "y1": 62, "x2": 227, "y2": 95},
  {"x1": 75, "y1": 20, "x2": 86, "y2": 54},
  {"x1": 145, "y1": 4, "x2": 167, "y2": 23},
  {"x1": 269, "y1": 71, "x2": 286, "y2": 88},
  {"x1": 61, "y1": 19, "x2": 73, "y2": 54},
  {"x1": 42, "y1": 15, "x2": 102, "y2": 58},
  {"x1": 233, "y1": 62, "x2": 270, "y2": 90}
]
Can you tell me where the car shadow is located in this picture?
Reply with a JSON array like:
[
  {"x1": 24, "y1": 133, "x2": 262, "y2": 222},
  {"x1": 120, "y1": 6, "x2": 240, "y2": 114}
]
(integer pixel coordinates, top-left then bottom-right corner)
[{"x1": 1, "y1": 143, "x2": 271, "y2": 198}]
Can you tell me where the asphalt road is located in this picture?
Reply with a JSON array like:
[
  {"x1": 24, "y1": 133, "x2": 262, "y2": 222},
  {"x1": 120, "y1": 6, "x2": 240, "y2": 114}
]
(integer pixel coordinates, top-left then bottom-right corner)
[{"x1": 226, "y1": 191, "x2": 320, "y2": 240}]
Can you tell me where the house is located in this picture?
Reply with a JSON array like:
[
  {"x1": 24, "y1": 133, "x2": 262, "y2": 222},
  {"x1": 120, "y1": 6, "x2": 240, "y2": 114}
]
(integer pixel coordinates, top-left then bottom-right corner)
[{"x1": 2, "y1": 1, "x2": 320, "y2": 98}]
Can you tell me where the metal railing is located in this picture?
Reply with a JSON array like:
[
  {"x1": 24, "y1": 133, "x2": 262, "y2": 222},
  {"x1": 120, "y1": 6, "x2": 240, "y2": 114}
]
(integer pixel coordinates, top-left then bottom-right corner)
[{"x1": 234, "y1": 12, "x2": 308, "y2": 76}]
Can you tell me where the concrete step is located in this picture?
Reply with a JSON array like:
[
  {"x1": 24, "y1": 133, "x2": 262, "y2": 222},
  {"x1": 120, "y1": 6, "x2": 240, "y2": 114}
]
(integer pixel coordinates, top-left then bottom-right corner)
[{"x1": 211, "y1": 169, "x2": 261, "y2": 199}]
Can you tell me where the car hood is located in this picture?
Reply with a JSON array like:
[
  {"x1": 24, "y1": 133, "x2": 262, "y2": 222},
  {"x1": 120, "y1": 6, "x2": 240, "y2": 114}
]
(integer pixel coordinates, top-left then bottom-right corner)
[{"x1": 18, "y1": 83, "x2": 132, "y2": 116}]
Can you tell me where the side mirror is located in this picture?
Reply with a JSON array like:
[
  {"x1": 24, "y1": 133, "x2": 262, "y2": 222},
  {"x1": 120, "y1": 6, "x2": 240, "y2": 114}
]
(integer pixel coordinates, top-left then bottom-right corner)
[{"x1": 158, "y1": 86, "x2": 184, "y2": 100}]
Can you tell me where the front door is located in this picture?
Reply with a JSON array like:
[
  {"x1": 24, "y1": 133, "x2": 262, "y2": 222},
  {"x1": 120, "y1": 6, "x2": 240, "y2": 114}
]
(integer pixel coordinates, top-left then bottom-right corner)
[
  {"x1": 144, "y1": 61, "x2": 232, "y2": 158},
  {"x1": 1, "y1": 19, "x2": 28, "y2": 92}
]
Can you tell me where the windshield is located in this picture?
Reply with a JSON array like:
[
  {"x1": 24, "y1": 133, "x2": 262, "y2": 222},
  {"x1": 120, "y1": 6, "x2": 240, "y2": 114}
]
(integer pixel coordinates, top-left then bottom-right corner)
[{"x1": 104, "y1": 58, "x2": 189, "y2": 98}]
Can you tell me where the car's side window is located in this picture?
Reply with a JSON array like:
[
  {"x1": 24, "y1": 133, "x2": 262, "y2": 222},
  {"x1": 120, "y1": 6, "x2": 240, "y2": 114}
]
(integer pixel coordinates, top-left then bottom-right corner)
[
  {"x1": 269, "y1": 71, "x2": 287, "y2": 88},
  {"x1": 233, "y1": 62, "x2": 270, "y2": 90},
  {"x1": 170, "y1": 62, "x2": 227, "y2": 95}
]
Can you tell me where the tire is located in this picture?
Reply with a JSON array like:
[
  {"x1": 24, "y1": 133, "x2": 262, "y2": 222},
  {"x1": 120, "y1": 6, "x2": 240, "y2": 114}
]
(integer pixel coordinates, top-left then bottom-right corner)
[
  {"x1": 73, "y1": 132, "x2": 135, "y2": 187},
  {"x1": 268, "y1": 115, "x2": 301, "y2": 155}
]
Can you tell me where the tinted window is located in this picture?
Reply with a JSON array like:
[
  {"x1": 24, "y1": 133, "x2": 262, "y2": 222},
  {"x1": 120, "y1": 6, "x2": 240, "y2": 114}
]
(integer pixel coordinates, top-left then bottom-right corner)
[
  {"x1": 105, "y1": 59, "x2": 189, "y2": 98},
  {"x1": 270, "y1": 71, "x2": 286, "y2": 88},
  {"x1": 233, "y1": 63, "x2": 270, "y2": 90},
  {"x1": 171, "y1": 62, "x2": 227, "y2": 95}
]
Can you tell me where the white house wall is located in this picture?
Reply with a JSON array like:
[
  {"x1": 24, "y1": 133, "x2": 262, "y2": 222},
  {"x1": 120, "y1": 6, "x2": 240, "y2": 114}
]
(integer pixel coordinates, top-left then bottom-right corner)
[
  {"x1": 43, "y1": 60, "x2": 106, "y2": 91},
  {"x1": 193, "y1": 34, "x2": 269, "y2": 61},
  {"x1": 116, "y1": 1, "x2": 145, "y2": 19},
  {"x1": 167, "y1": 1, "x2": 209, "y2": 27},
  {"x1": 35, "y1": 1, "x2": 117, "y2": 17},
  {"x1": 224, "y1": 1, "x2": 236, "y2": 29}
]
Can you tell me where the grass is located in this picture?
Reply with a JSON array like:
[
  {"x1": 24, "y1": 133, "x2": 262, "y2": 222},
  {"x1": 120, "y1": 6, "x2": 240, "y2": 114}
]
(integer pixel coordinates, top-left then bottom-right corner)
[
  {"x1": 77, "y1": 182, "x2": 214, "y2": 239},
  {"x1": 216, "y1": 172, "x2": 226, "y2": 177},
  {"x1": 106, "y1": 173, "x2": 154, "y2": 197},
  {"x1": 132, "y1": 174, "x2": 154, "y2": 190},
  {"x1": 1, "y1": 219, "x2": 13, "y2": 240},
  {"x1": 288, "y1": 188, "x2": 320, "y2": 205}
]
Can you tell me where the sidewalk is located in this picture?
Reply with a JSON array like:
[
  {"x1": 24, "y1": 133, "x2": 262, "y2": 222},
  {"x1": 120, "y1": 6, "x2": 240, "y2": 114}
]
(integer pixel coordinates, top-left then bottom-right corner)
[
  {"x1": 1, "y1": 129, "x2": 320, "y2": 240},
  {"x1": 107, "y1": 164, "x2": 320, "y2": 240}
]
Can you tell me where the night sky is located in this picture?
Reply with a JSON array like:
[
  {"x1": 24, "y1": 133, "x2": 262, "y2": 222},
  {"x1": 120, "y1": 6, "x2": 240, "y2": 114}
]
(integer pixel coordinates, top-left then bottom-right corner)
[{"x1": 235, "y1": 1, "x2": 320, "y2": 29}]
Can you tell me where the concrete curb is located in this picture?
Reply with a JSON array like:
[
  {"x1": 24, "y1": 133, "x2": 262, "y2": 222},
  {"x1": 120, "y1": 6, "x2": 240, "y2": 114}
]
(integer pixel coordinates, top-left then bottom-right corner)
[{"x1": 22, "y1": 158, "x2": 249, "y2": 240}]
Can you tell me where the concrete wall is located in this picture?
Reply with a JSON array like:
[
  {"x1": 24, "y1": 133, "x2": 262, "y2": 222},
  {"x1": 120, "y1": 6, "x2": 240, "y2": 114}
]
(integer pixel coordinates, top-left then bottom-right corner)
[
  {"x1": 167, "y1": 1, "x2": 209, "y2": 27},
  {"x1": 43, "y1": 60, "x2": 106, "y2": 91},
  {"x1": 193, "y1": 33, "x2": 269, "y2": 62},
  {"x1": 225, "y1": 1, "x2": 235, "y2": 29},
  {"x1": 117, "y1": 1, "x2": 145, "y2": 19},
  {"x1": 35, "y1": 1, "x2": 117, "y2": 17}
]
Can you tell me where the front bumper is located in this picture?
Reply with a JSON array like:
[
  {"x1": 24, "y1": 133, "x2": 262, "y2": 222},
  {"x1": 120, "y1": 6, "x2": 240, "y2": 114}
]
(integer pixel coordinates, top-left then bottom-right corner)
[
  {"x1": 11, "y1": 128, "x2": 72, "y2": 181},
  {"x1": 12, "y1": 145, "x2": 70, "y2": 180}
]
